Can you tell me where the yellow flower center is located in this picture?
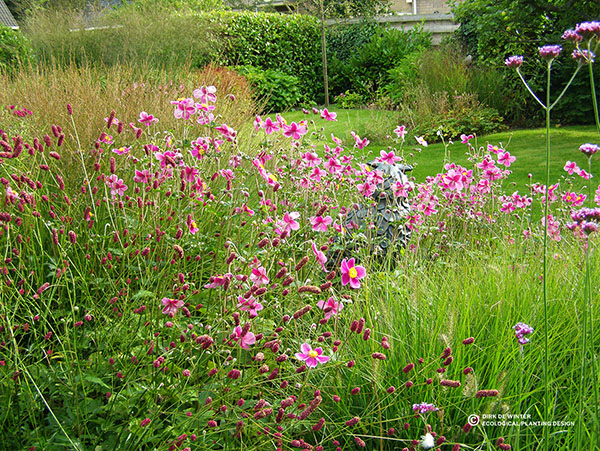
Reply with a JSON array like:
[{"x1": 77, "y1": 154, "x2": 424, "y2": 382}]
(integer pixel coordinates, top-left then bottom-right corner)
[
  {"x1": 349, "y1": 267, "x2": 358, "y2": 279},
  {"x1": 308, "y1": 350, "x2": 318, "y2": 358},
  {"x1": 191, "y1": 221, "x2": 197, "y2": 229}
]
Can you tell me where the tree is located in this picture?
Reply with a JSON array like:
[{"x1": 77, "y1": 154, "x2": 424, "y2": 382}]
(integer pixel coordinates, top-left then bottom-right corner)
[{"x1": 297, "y1": 0, "x2": 390, "y2": 106}]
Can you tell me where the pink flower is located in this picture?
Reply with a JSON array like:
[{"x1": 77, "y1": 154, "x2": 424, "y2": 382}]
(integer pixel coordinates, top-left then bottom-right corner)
[
  {"x1": 237, "y1": 295, "x2": 263, "y2": 318},
  {"x1": 497, "y1": 151, "x2": 516, "y2": 167},
  {"x1": 311, "y1": 242, "x2": 327, "y2": 271},
  {"x1": 161, "y1": 297, "x2": 184, "y2": 317},
  {"x1": 351, "y1": 131, "x2": 369, "y2": 149},
  {"x1": 188, "y1": 219, "x2": 199, "y2": 234},
  {"x1": 283, "y1": 122, "x2": 307, "y2": 140},
  {"x1": 505, "y1": 55, "x2": 524, "y2": 68},
  {"x1": 250, "y1": 266, "x2": 269, "y2": 286},
  {"x1": 295, "y1": 343, "x2": 330, "y2": 368},
  {"x1": 357, "y1": 181, "x2": 375, "y2": 197},
  {"x1": 193, "y1": 85, "x2": 217, "y2": 103},
  {"x1": 324, "y1": 157, "x2": 342, "y2": 174},
  {"x1": 134, "y1": 169, "x2": 152, "y2": 184},
  {"x1": 112, "y1": 146, "x2": 130, "y2": 155},
  {"x1": 232, "y1": 325, "x2": 256, "y2": 349},
  {"x1": 262, "y1": 117, "x2": 279, "y2": 135},
  {"x1": 487, "y1": 144, "x2": 502, "y2": 154},
  {"x1": 253, "y1": 115, "x2": 262, "y2": 130},
  {"x1": 460, "y1": 134, "x2": 474, "y2": 144},
  {"x1": 577, "y1": 168, "x2": 592, "y2": 180},
  {"x1": 562, "y1": 192, "x2": 586, "y2": 207},
  {"x1": 320, "y1": 108, "x2": 337, "y2": 121},
  {"x1": 310, "y1": 167, "x2": 327, "y2": 182},
  {"x1": 394, "y1": 125, "x2": 406, "y2": 140},
  {"x1": 155, "y1": 150, "x2": 179, "y2": 168},
  {"x1": 170, "y1": 98, "x2": 196, "y2": 119},
  {"x1": 379, "y1": 150, "x2": 401, "y2": 165},
  {"x1": 415, "y1": 136, "x2": 428, "y2": 147},
  {"x1": 215, "y1": 124, "x2": 237, "y2": 142},
  {"x1": 138, "y1": 111, "x2": 158, "y2": 126},
  {"x1": 316, "y1": 297, "x2": 343, "y2": 319},
  {"x1": 302, "y1": 152, "x2": 322, "y2": 167},
  {"x1": 310, "y1": 215, "x2": 333, "y2": 232},
  {"x1": 340, "y1": 258, "x2": 366, "y2": 289},
  {"x1": 106, "y1": 174, "x2": 127, "y2": 197}
]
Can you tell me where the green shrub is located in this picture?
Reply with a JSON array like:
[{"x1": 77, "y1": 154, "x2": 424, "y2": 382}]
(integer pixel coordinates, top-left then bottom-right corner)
[
  {"x1": 327, "y1": 26, "x2": 430, "y2": 101},
  {"x1": 326, "y1": 20, "x2": 380, "y2": 63},
  {"x1": 410, "y1": 92, "x2": 508, "y2": 142},
  {"x1": 333, "y1": 90, "x2": 365, "y2": 109},
  {"x1": 348, "y1": 26, "x2": 431, "y2": 96},
  {"x1": 0, "y1": 25, "x2": 34, "y2": 72},
  {"x1": 217, "y1": 11, "x2": 322, "y2": 100},
  {"x1": 381, "y1": 51, "x2": 422, "y2": 105},
  {"x1": 235, "y1": 65, "x2": 303, "y2": 113}
]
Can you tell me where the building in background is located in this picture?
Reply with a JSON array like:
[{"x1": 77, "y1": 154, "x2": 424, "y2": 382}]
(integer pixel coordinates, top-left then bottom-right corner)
[{"x1": 0, "y1": 0, "x2": 18, "y2": 29}]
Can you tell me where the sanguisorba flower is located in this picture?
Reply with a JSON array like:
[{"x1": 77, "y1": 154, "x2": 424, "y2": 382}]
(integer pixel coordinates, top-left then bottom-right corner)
[
  {"x1": 295, "y1": 343, "x2": 330, "y2": 368},
  {"x1": 340, "y1": 258, "x2": 366, "y2": 289}
]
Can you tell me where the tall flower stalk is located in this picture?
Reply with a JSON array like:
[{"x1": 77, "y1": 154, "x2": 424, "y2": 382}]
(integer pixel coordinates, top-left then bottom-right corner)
[{"x1": 507, "y1": 43, "x2": 582, "y2": 451}]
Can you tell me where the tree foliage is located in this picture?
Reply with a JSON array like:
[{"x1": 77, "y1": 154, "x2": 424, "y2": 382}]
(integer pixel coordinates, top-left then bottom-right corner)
[{"x1": 451, "y1": 0, "x2": 600, "y2": 125}]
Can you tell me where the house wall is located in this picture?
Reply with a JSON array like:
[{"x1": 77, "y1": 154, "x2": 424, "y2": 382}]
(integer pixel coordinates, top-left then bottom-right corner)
[{"x1": 389, "y1": 0, "x2": 459, "y2": 15}]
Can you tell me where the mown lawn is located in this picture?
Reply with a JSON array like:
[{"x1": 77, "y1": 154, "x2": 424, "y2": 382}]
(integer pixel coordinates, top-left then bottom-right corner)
[{"x1": 284, "y1": 108, "x2": 599, "y2": 193}]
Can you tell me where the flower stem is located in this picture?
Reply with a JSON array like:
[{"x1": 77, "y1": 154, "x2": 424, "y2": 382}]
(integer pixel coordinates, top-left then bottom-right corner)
[
  {"x1": 542, "y1": 61, "x2": 551, "y2": 451},
  {"x1": 516, "y1": 68, "x2": 546, "y2": 109},
  {"x1": 588, "y1": 41, "x2": 600, "y2": 139}
]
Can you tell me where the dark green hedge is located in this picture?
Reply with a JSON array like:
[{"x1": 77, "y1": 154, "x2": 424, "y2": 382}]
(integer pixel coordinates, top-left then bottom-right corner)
[{"x1": 211, "y1": 11, "x2": 322, "y2": 101}]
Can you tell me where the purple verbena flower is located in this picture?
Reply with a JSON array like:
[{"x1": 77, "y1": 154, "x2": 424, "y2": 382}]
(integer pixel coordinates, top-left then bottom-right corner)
[
  {"x1": 505, "y1": 55, "x2": 523, "y2": 68},
  {"x1": 412, "y1": 402, "x2": 438, "y2": 414},
  {"x1": 513, "y1": 322, "x2": 534, "y2": 345},
  {"x1": 579, "y1": 143, "x2": 599, "y2": 157},
  {"x1": 562, "y1": 29, "x2": 583, "y2": 42},
  {"x1": 572, "y1": 49, "x2": 596, "y2": 64},
  {"x1": 539, "y1": 45, "x2": 562, "y2": 61},
  {"x1": 575, "y1": 21, "x2": 600, "y2": 40}
]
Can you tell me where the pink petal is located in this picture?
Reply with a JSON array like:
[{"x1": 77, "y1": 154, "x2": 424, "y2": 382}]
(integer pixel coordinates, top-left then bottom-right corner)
[
  {"x1": 306, "y1": 357, "x2": 318, "y2": 368},
  {"x1": 244, "y1": 332, "x2": 256, "y2": 346},
  {"x1": 300, "y1": 343, "x2": 312, "y2": 354},
  {"x1": 295, "y1": 352, "x2": 309, "y2": 360},
  {"x1": 316, "y1": 355, "x2": 330, "y2": 363},
  {"x1": 349, "y1": 278, "x2": 362, "y2": 289},
  {"x1": 354, "y1": 266, "x2": 366, "y2": 278},
  {"x1": 341, "y1": 274, "x2": 350, "y2": 286},
  {"x1": 340, "y1": 259, "x2": 349, "y2": 272}
]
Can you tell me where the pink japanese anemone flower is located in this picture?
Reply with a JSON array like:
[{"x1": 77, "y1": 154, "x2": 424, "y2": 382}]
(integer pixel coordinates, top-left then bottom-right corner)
[
  {"x1": 340, "y1": 258, "x2": 366, "y2": 289},
  {"x1": 295, "y1": 343, "x2": 330, "y2": 368}
]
